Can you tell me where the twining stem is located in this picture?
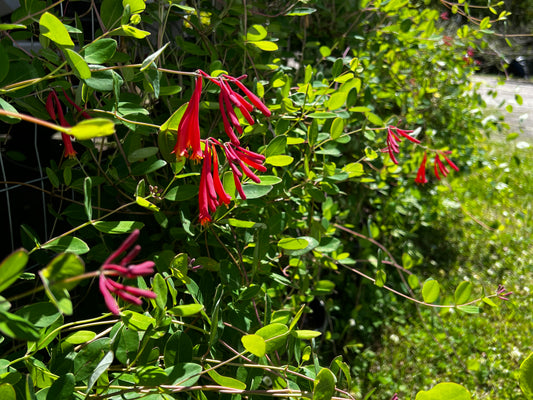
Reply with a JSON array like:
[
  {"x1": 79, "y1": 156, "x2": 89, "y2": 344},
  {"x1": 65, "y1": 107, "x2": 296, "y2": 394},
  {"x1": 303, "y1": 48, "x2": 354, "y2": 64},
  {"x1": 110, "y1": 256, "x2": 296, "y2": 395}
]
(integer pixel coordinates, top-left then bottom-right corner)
[{"x1": 0, "y1": 109, "x2": 70, "y2": 133}]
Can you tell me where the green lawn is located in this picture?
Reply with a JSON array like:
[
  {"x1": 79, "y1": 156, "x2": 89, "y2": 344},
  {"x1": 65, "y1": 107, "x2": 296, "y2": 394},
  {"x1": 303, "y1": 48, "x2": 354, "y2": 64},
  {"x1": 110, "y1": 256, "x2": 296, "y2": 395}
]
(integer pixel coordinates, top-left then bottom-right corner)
[{"x1": 366, "y1": 133, "x2": 533, "y2": 399}]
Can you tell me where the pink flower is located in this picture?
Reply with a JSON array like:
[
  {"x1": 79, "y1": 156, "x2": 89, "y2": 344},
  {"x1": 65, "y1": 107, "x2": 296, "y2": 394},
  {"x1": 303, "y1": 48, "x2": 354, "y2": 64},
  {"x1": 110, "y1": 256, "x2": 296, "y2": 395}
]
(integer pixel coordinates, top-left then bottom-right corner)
[
  {"x1": 383, "y1": 126, "x2": 420, "y2": 165},
  {"x1": 99, "y1": 229, "x2": 157, "y2": 315},
  {"x1": 497, "y1": 284, "x2": 513, "y2": 301},
  {"x1": 440, "y1": 11, "x2": 449, "y2": 20},
  {"x1": 415, "y1": 152, "x2": 428, "y2": 185},
  {"x1": 173, "y1": 75, "x2": 204, "y2": 161}
]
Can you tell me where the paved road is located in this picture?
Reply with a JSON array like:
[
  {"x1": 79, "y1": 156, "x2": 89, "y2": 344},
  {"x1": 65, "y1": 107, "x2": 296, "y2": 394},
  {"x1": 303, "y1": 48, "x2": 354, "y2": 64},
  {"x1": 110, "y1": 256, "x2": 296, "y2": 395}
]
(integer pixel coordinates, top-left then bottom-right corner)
[{"x1": 472, "y1": 75, "x2": 533, "y2": 139}]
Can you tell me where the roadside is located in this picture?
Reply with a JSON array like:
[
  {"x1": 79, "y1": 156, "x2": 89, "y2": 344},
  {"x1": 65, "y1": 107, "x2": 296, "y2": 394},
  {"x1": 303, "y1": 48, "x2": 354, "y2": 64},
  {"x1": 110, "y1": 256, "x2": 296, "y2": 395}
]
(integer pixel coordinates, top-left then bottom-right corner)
[{"x1": 472, "y1": 75, "x2": 533, "y2": 140}]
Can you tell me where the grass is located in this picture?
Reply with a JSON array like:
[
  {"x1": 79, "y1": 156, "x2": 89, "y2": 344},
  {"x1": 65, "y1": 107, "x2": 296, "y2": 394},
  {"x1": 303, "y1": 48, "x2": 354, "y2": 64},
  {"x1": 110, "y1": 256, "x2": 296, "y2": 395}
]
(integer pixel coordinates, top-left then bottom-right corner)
[{"x1": 365, "y1": 133, "x2": 533, "y2": 399}]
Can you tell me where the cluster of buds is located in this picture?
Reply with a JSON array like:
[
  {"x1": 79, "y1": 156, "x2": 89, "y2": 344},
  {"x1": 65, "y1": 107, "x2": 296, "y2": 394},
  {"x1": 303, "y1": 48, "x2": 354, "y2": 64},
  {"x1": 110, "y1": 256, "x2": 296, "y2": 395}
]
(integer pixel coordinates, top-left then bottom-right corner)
[
  {"x1": 99, "y1": 229, "x2": 157, "y2": 315},
  {"x1": 171, "y1": 70, "x2": 270, "y2": 224},
  {"x1": 497, "y1": 284, "x2": 513, "y2": 301}
]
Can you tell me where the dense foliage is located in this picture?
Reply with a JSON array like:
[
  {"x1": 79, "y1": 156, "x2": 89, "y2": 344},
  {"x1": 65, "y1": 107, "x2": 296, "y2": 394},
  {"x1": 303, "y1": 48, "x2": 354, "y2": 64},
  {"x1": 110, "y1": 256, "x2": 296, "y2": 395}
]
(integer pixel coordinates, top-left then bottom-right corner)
[{"x1": 0, "y1": 0, "x2": 529, "y2": 399}]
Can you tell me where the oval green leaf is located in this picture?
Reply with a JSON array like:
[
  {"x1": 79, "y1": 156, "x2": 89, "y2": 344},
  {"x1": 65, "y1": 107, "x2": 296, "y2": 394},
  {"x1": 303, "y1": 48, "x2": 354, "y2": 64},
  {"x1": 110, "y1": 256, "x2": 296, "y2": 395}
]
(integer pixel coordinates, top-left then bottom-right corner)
[
  {"x1": 69, "y1": 118, "x2": 115, "y2": 140},
  {"x1": 0, "y1": 249, "x2": 29, "y2": 293},
  {"x1": 168, "y1": 304, "x2": 204, "y2": 317},
  {"x1": 64, "y1": 48, "x2": 91, "y2": 79},
  {"x1": 265, "y1": 155, "x2": 294, "y2": 167},
  {"x1": 520, "y1": 352, "x2": 533, "y2": 398},
  {"x1": 313, "y1": 368, "x2": 337, "y2": 400},
  {"x1": 422, "y1": 279, "x2": 440, "y2": 303},
  {"x1": 454, "y1": 281, "x2": 473, "y2": 305},
  {"x1": 242, "y1": 334, "x2": 266, "y2": 358},
  {"x1": 39, "y1": 12, "x2": 74, "y2": 47},
  {"x1": 415, "y1": 382, "x2": 470, "y2": 400}
]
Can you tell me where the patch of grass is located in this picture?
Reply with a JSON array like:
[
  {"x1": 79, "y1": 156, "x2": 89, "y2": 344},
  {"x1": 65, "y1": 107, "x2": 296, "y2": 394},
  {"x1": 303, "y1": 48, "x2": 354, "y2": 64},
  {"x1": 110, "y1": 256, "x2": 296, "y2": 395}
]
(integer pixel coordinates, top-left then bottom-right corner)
[{"x1": 365, "y1": 137, "x2": 533, "y2": 399}]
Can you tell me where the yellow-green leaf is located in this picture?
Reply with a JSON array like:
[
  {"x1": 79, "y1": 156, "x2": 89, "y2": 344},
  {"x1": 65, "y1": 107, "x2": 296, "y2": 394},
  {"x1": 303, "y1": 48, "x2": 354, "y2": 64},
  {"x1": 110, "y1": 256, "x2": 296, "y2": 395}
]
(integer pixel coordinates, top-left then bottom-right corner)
[
  {"x1": 251, "y1": 41, "x2": 278, "y2": 51},
  {"x1": 241, "y1": 334, "x2": 266, "y2": 357},
  {"x1": 69, "y1": 118, "x2": 115, "y2": 140},
  {"x1": 39, "y1": 12, "x2": 74, "y2": 47},
  {"x1": 207, "y1": 368, "x2": 246, "y2": 390}
]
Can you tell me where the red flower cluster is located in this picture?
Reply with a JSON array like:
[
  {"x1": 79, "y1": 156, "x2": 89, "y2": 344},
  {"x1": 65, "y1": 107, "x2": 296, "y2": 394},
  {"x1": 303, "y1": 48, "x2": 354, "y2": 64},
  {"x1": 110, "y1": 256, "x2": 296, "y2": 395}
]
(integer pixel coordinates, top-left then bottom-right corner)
[
  {"x1": 384, "y1": 125, "x2": 421, "y2": 165},
  {"x1": 173, "y1": 71, "x2": 270, "y2": 224},
  {"x1": 99, "y1": 229, "x2": 156, "y2": 315},
  {"x1": 415, "y1": 151, "x2": 459, "y2": 184},
  {"x1": 172, "y1": 75, "x2": 203, "y2": 160}
]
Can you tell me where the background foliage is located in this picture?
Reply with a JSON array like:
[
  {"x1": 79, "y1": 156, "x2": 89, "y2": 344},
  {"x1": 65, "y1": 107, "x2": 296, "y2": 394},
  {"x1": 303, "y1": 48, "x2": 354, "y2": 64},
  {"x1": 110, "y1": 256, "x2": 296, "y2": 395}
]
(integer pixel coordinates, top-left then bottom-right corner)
[{"x1": 0, "y1": 0, "x2": 529, "y2": 399}]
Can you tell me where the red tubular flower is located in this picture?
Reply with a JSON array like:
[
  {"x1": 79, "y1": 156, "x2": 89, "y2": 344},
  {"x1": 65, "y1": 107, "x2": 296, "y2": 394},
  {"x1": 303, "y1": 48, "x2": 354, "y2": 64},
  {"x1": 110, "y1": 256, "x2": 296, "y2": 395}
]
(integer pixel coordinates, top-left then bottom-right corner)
[
  {"x1": 442, "y1": 153, "x2": 460, "y2": 172},
  {"x1": 46, "y1": 90, "x2": 77, "y2": 158},
  {"x1": 435, "y1": 153, "x2": 450, "y2": 178},
  {"x1": 415, "y1": 152, "x2": 428, "y2": 185},
  {"x1": 198, "y1": 70, "x2": 271, "y2": 144},
  {"x1": 383, "y1": 126, "x2": 420, "y2": 165},
  {"x1": 173, "y1": 75, "x2": 204, "y2": 161},
  {"x1": 99, "y1": 229, "x2": 157, "y2": 315},
  {"x1": 198, "y1": 142, "x2": 233, "y2": 225},
  {"x1": 217, "y1": 143, "x2": 267, "y2": 200}
]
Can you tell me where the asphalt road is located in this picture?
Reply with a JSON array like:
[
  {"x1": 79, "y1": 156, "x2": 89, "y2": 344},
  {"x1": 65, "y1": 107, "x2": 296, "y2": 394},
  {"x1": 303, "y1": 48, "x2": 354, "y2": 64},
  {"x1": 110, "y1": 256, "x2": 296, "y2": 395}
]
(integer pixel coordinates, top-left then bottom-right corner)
[{"x1": 472, "y1": 75, "x2": 533, "y2": 139}]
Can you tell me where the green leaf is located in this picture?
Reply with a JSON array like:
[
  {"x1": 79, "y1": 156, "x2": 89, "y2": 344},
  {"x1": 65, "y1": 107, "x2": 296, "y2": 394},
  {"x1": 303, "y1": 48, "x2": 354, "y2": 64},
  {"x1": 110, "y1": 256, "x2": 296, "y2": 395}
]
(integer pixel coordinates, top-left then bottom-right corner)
[
  {"x1": 520, "y1": 352, "x2": 533, "y2": 398},
  {"x1": 278, "y1": 236, "x2": 318, "y2": 255},
  {"x1": 408, "y1": 274, "x2": 419, "y2": 289},
  {"x1": 307, "y1": 112, "x2": 338, "y2": 119},
  {"x1": 168, "y1": 304, "x2": 204, "y2": 317},
  {"x1": 86, "y1": 351, "x2": 113, "y2": 395},
  {"x1": 92, "y1": 221, "x2": 145, "y2": 234},
  {"x1": 278, "y1": 237, "x2": 310, "y2": 251},
  {"x1": 207, "y1": 368, "x2": 246, "y2": 390},
  {"x1": 0, "y1": 249, "x2": 29, "y2": 293},
  {"x1": 83, "y1": 177, "x2": 92, "y2": 220},
  {"x1": 250, "y1": 41, "x2": 278, "y2": 51},
  {"x1": 265, "y1": 155, "x2": 294, "y2": 166},
  {"x1": 128, "y1": 146, "x2": 160, "y2": 162},
  {"x1": 40, "y1": 252, "x2": 85, "y2": 289},
  {"x1": 330, "y1": 117, "x2": 344, "y2": 139},
  {"x1": 0, "y1": 310, "x2": 40, "y2": 341},
  {"x1": 515, "y1": 94, "x2": 523, "y2": 105},
  {"x1": 242, "y1": 184, "x2": 273, "y2": 199},
  {"x1": 114, "y1": 24, "x2": 151, "y2": 39},
  {"x1": 64, "y1": 330, "x2": 97, "y2": 345},
  {"x1": 454, "y1": 281, "x2": 473, "y2": 304},
  {"x1": 327, "y1": 92, "x2": 347, "y2": 110},
  {"x1": 225, "y1": 218, "x2": 260, "y2": 228},
  {"x1": 0, "y1": 24, "x2": 27, "y2": 31},
  {"x1": 415, "y1": 382, "x2": 470, "y2": 400},
  {"x1": 136, "y1": 196, "x2": 160, "y2": 212},
  {"x1": 286, "y1": 7, "x2": 317, "y2": 16},
  {"x1": 365, "y1": 112, "x2": 383, "y2": 125},
  {"x1": 246, "y1": 24, "x2": 268, "y2": 41},
  {"x1": 456, "y1": 305, "x2": 480, "y2": 314},
  {"x1": 166, "y1": 363, "x2": 202, "y2": 386},
  {"x1": 265, "y1": 135, "x2": 287, "y2": 157},
  {"x1": 160, "y1": 102, "x2": 188, "y2": 132},
  {"x1": 313, "y1": 368, "x2": 337, "y2": 400},
  {"x1": 41, "y1": 236, "x2": 90, "y2": 255},
  {"x1": 0, "y1": 383, "x2": 16, "y2": 400},
  {"x1": 135, "y1": 365, "x2": 167, "y2": 386},
  {"x1": 141, "y1": 42, "x2": 170, "y2": 71},
  {"x1": 152, "y1": 273, "x2": 168, "y2": 310},
  {"x1": 0, "y1": 98, "x2": 21, "y2": 123},
  {"x1": 242, "y1": 334, "x2": 266, "y2": 357},
  {"x1": 69, "y1": 118, "x2": 115, "y2": 140},
  {"x1": 375, "y1": 269, "x2": 386, "y2": 287},
  {"x1": 291, "y1": 330, "x2": 322, "y2": 339},
  {"x1": 64, "y1": 49, "x2": 91, "y2": 79},
  {"x1": 122, "y1": 311, "x2": 156, "y2": 331},
  {"x1": 164, "y1": 331, "x2": 193, "y2": 366},
  {"x1": 39, "y1": 12, "x2": 74, "y2": 47},
  {"x1": 83, "y1": 39, "x2": 117, "y2": 64},
  {"x1": 256, "y1": 323, "x2": 289, "y2": 353},
  {"x1": 84, "y1": 66, "x2": 124, "y2": 91},
  {"x1": 123, "y1": 0, "x2": 145, "y2": 14},
  {"x1": 422, "y1": 279, "x2": 440, "y2": 303}
]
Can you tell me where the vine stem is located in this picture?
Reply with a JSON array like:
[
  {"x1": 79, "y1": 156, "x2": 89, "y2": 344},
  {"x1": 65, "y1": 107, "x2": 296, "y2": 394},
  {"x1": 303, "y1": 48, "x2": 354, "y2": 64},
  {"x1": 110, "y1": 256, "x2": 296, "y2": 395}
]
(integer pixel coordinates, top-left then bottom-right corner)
[{"x1": 0, "y1": 109, "x2": 70, "y2": 133}]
